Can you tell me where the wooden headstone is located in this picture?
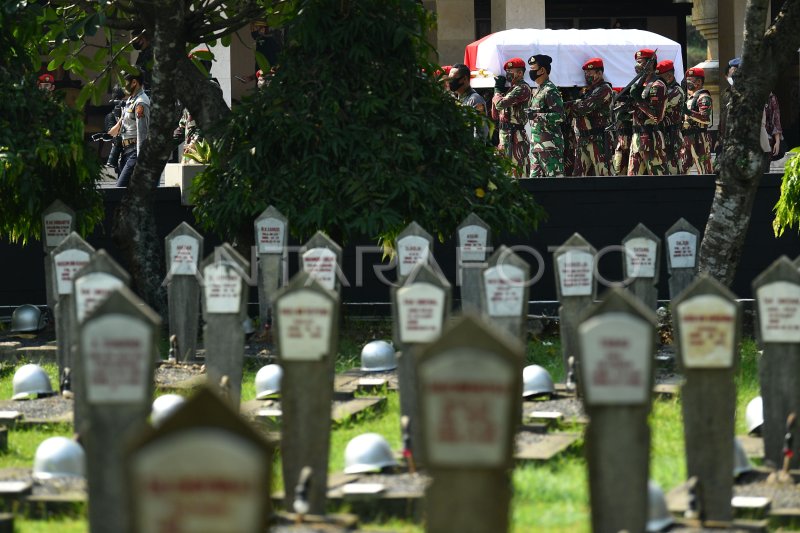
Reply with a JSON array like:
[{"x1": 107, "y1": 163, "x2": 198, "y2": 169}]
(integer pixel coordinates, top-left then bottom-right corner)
[
  {"x1": 395, "y1": 221, "x2": 433, "y2": 285},
  {"x1": 165, "y1": 222, "x2": 204, "y2": 362},
  {"x1": 51, "y1": 232, "x2": 95, "y2": 380},
  {"x1": 300, "y1": 231, "x2": 343, "y2": 294},
  {"x1": 273, "y1": 272, "x2": 339, "y2": 515},
  {"x1": 793, "y1": 255, "x2": 800, "y2": 269},
  {"x1": 77, "y1": 287, "x2": 160, "y2": 533},
  {"x1": 126, "y1": 387, "x2": 273, "y2": 533},
  {"x1": 665, "y1": 218, "x2": 700, "y2": 300},
  {"x1": 392, "y1": 263, "x2": 451, "y2": 468},
  {"x1": 480, "y1": 245, "x2": 530, "y2": 342},
  {"x1": 72, "y1": 250, "x2": 131, "y2": 435},
  {"x1": 201, "y1": 244, "x2": 249, "y2": 406},
  {"x1": 578, "y1": 288, "x2": 656, "y2": 533},
  {"x1": 42, "y1": 200, "x2": 76, "y2": 313},
  {"x1": 457, "y1": 213, "x2": 491, "y2": 313},
  {"x1": 418, "y1": 314, "x2": 523, "y2": 533},
  {"x1": 254, "y1": 206, "x2": 288, "y2": 329},
  {"x1": 622, "y1": 223, "x2": 661, "y2": 310},
  {"x1": 753, "y1": 256, "x2": 800, "y2": 469},
  {"x1": 553, "y1": 233, "x2": 597, "y2": 378},
  {"x1": 673, "y1": 275, "x2": 740, "y2": 523}
]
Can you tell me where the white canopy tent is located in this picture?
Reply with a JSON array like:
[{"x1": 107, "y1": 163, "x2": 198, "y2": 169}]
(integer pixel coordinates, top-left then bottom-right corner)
[{"x1": 464, "y1": 28, "x2": 684, "y2": 88}]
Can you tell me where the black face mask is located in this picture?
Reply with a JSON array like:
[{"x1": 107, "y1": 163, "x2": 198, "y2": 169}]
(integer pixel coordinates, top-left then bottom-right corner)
[
  {"x1": 448, "y1": 77, "x2": 463, "y2": 92},
  {"x1": 528, "y1": 68, "x2": 540, "y2": 82}
]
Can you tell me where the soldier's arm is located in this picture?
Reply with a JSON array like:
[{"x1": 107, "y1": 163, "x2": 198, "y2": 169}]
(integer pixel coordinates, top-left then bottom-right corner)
[
  {"x1": 530, "y1": 87, "x2": 565, "y2": 126},
  {"x1": 135, "y1": 102, "x2": 150, "y2": 155},
  {"x1": 494, "y1": 85, "x2": 530, "y2": 110},
  {"x1": 634, "y1": 82, "x2": 667, "y2": 122},
  {"x1": 687, "y1": 94, "x2": 712, "y2": 126},
  {"x1": 568, "y1": 85, "x2": 611, "y2": 117}
]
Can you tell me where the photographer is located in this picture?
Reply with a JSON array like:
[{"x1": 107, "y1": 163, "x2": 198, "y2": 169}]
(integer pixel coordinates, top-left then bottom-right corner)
[{"x1": 104, "y1": 85, "x2": 125, "y2": 174}]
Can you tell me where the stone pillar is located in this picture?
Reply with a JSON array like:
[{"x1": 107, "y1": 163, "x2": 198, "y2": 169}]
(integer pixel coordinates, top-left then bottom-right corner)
[
  {"x1": 692, "y1": 0, "x2": 721, "y2": 128},
  {"x1": 208, "y1": 26, "x2": 255, "y2": 108},
  {"x1": 436, "y1": 0, "x2": 476, "y2": 65},
  {"x1": 491, "y1": 0, "x2": 545, "y2": 33}
]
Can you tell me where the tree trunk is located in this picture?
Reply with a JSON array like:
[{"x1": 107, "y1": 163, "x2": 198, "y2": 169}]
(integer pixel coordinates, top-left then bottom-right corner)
[
  {"x1": 698, "y1": 0, "x2": 800, "y2": 285},
  {"x1": 112, "y1": 3, "x2": 184, "y2": 318}
]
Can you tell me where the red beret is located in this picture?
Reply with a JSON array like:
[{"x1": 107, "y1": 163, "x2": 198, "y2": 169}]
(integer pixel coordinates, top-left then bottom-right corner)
[
  {"x1": 635, "y1": 49, "x2": 656, "y2": 60},
  {"x1": 656, "y1": 60, "x2": 674, "y2": 74},
  {"x1": 612, "y1": 87, "x2": 623, "y2": 93},
  {"x1": 503, "y1": 57, "x2": 525, "y2": 70},
  {"x1": 582, "y1": 58, "x2": 603, "y2": 70},
  {"x1": 38, "y1": 73, "x2": 54, "y2": 83},
  {"x1": 441, "y1": 65, "x2": 453, "y2": 75},
  {"x1": 256, "y1": 70, "x2": 264, "y2": 78},
  {"x1": 686, "y1": 67, "x2": 705, "y2": 79}
]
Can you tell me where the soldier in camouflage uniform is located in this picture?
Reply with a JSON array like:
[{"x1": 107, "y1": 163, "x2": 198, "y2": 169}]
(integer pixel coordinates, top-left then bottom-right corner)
[
  {"x1": 527, "y1": 54, "x2": 565, "y2": 178},
  {"x1": 491, "y1": 57, "x2": 532, "y2": 176},
  {"x1": 627, "y1": 49, "x2": 667, "y2": 176},
  {"x1": 564, "y1": 58, "x2": 612, "y2": 176},
  {"x1": 610, "y1": 87, "x2": 632, "y2": 176},
  {"x1": 656, "y1": 60, "x2": 685, "y2": 175},
  {"x1": 679, "y1": 67, "x2": 713, "y2": 174}
]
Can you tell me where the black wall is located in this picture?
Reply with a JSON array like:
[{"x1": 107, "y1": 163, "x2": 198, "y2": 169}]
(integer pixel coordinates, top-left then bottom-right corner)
[{"x1": 1, "y1": 175, "x2": 798, "y2": 315}]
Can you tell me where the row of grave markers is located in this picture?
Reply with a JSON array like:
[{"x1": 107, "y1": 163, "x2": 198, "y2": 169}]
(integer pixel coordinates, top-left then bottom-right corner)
[{"x1": 44, "y1": 200, "x2": 800, "y2": 533}]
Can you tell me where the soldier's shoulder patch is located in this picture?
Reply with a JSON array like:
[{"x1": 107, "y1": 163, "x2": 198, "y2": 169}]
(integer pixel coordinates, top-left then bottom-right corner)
[{"x1": 135, "y1": 104, "x2": 145, "y2": 118}]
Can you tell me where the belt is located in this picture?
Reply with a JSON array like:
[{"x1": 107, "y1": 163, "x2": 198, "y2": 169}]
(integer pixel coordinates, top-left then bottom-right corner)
[
  {"x1": 499, "y1": 122, "x2": 525, "y2": 132},
  {"x1": 633, "y1": 125, "x2": 662, "y2": 134},
  {"x1": 122, "y1": 138, "x2": 137, "y2": 148},
  {"x1": 577, "y1": 127, "x2": 606, "y2": 138}
]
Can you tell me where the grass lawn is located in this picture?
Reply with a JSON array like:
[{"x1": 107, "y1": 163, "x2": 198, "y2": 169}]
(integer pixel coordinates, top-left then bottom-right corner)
[{"x1": 1, "y1": 329, "x2": 762, "y2": 532}]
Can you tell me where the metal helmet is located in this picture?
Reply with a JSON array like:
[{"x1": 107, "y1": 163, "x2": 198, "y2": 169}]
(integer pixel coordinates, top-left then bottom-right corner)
[
  {"x1": 10, "y1": 305, "x2": 46, "y2": 333},
  {"x1": 32, "y1": 437, "x2": 86, "y2": 479},
  {"x1": 522, "y1": 364, "x2": 555, "y2": 398},
  {"x1": 150, "y1": 394, "x2": 186, "y2": 427},
  {"x1": 647, "y1": 480, "x2": 674, "y2": 532},
  {"x1": 360, "y1": 340, "x2": 397, "y2": 372},
  {"x1": 12, "y1": 364, "x2": 54, "y2": 400},
  {"x1": 343, "y1": 433, "x2": 398, "y2": 474},
  {"x1": 746, "y1": 396, "x2": 763, "y2": 435},
  {"x1": 255, "y1": 364, "x2": 283, "y2": 400},
  {"x1": 734, "y1": 437, "x2": 754, "y2": 478}
]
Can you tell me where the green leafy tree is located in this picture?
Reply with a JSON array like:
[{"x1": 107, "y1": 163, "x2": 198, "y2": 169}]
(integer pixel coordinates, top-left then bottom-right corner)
[
  {"x1": 0, "y1": 0, "x2": 103, "y2": 243},
  {"x1": 194, "y1": 0, "x2": 544, "y2": 245},
  {"x1": 773, "y1": 148, "x2": 800, "y2": 237}
]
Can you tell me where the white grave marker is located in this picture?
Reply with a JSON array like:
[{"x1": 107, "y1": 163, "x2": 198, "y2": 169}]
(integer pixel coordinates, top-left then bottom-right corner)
[
  {"x1": 43, "y1": 211, "x2": 74, "y2": 248},
  {"x1": 169, "y1": 235, "x2": 200, "y2": 276},
  {"x1": 397, "y1": 283, "x2": 446, "y2": 343},
  {"x1": 81, "y1": 314, "x2": 151, "y2": 403},
  {"x1": 756, "y1": 281, "x2": 800, "y2": 343},
  {"x1": 556, "y1": 250, "x2": 594, "y2": 296},
  {"x1": 255, "y1": 217, "x2": 286, "y2": 254},
  {"x1": 579, "y1": 313, "x2": 651, "y2": 405},
  {"x1": 54, "y1": 249, "x2": 91, "y2": 295},
  {"x1": 75, "y1": 272, "x2": 125, "y2": 322},
  {"x1": 676, "y1": 295, "x2": 737, "y2": 368},
  {"x1": 624, "y1": 237, "x2": 657, "y2": 278},
  {"x1": 420, "y1": 349, "x2": 513, "y2": 466},
  {"x1": 275, "y1": 290, "x2": 334, "y2": 361},
  {"x1": 667, "y1": 231, "x2": 697, "y2": 269},
  {"x1": 397, "y1": 235, "x2": 431, "y2": 277},
  {"x1": 203, "y1": 263, "x2": 243, "y2": 314},
  {"x1": 483, "y1": 264, "x2": 525, "y2": 318},
  {"x1": 301, "y1": 247, "x2": 337, "y2": 291},
  {"x1": 458, "y1": 225, "x2": 488, "y2": 262}
]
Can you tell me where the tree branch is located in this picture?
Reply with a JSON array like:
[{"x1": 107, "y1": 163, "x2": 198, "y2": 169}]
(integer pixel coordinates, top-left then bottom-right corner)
[{"x1": 187, "y1": 6, "x2": 263, "y2": 42}]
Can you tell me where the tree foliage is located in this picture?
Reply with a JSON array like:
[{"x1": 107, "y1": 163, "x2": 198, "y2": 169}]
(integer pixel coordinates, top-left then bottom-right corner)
[
  {"x1": 772, "y1": 147, "x2": 800, "y2": 236},
  {"x1": 194, "y1": 0, "x2": 545, "y2": 244},
  {"x1": 0, "y1": 0, "x2": 103, "y2": 243}
]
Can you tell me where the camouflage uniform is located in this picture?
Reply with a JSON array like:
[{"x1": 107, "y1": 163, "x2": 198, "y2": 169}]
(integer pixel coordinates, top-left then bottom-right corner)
[
  {"x1": 611, "y1": 106, "x2": 632, "y2": 176},
  {"x1": 680, "y1": 88, "x2": 713, "y2": 174},
  {"x1": 563, "y1": 122, "x2": 577, "y2": 177},
  {"x1": 627, "y1": 76, "x2": 668, "y2": 176},
  {"x1": 492, "y1": 81, "x2": 532, "y2": 176},
  {"x1": 528, "y1": 79, "x2": 565, "y2": 177},
  {"x1": 565, "y1": 80, "x2": 612, "y2": 176},
  {"x1": 658, "y1": 78, "x2": 684, "y2": 174}
]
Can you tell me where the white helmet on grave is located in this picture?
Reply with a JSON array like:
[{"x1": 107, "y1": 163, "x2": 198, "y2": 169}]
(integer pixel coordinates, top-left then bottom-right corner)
[
  {"x1": 647, "y1": 480, "x2": 674, "y2": 532},
  {"x1": 255, "y1": 364, "x2": 283, "y2": 399},
  {"x1": 32, "y1": 437, "x2": 86, "y2": 479},
  {"x1": 150, "y1": 394, "x2": 186, "y2": 427},
  {"x1": 734, "y1": 437, "x2": 754, "y2": 478},
  {"x1": 360, "y1": 340, "x2": 397, "y2": 372},
  {"x1": 522, "y1": 364, "x2": 555, "y2": 398},
  {"x1": 10, "y1": 305, "x2": 46, "y2": 333},
  {"x1": 12, "y1": 364, "x2": 54, "y2": 400},
  {"x1": 343, "y1": 433, "x2": 398, "y2": 474},
  {"x1": 746, "y1": 396, "x2": 764, "y2": 435}
]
